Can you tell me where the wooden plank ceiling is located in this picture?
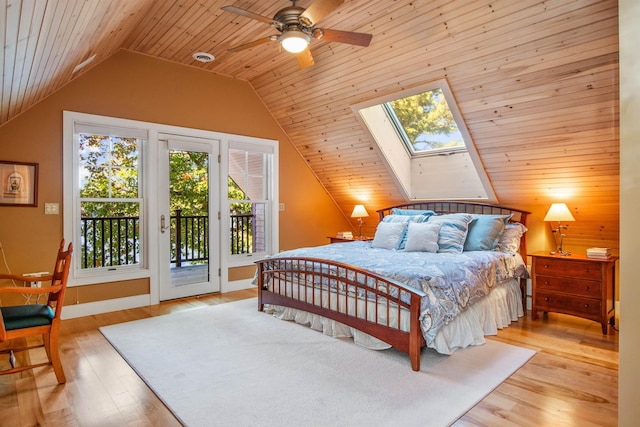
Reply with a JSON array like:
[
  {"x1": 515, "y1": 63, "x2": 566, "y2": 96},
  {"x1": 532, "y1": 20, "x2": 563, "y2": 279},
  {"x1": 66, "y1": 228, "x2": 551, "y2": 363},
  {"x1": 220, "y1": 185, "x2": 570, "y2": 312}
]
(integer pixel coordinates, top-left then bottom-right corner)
[{"x1": 0, "y1": 0, "x2": 619, "y2": 249}]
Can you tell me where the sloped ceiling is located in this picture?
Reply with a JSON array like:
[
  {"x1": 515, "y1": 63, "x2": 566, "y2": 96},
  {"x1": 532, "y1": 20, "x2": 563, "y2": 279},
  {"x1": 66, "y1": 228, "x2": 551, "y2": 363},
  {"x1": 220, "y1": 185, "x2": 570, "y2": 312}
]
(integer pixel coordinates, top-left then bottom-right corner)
[{"x1": 1, "y1": 0, "x2": 619, "y2": 247}]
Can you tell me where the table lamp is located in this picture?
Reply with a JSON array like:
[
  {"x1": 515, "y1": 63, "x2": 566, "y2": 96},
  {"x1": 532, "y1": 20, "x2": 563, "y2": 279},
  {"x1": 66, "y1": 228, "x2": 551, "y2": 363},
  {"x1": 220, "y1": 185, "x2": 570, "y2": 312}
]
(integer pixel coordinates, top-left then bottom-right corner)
[
  {"x1": 544, "y1": 203, "x2": 575, "y2": 255},
  {"x1": 351, "y1": 204, "x2": 369, "y2": 238}
]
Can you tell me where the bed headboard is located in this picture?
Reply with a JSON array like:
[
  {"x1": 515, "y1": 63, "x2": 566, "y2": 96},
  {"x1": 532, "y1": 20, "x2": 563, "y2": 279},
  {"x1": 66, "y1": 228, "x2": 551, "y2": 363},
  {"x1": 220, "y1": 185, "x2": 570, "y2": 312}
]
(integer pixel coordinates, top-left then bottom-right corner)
[{"x1": 377, "y1": 201, "x2": 530, "y2": 258}]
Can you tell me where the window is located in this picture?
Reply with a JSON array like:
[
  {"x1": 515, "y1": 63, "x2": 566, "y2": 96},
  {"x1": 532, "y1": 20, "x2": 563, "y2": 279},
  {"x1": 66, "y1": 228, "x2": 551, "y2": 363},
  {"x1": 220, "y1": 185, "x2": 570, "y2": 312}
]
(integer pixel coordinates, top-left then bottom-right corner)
[
  {"x1": 66, "y1": 115, "x2": 148, "y2": 278},
  {"x1": 227, "y1": 144, "x2": 274, "y2": 260},
  {"x1": 355, "y1": 79, "x2": 496, "y2": 201}
]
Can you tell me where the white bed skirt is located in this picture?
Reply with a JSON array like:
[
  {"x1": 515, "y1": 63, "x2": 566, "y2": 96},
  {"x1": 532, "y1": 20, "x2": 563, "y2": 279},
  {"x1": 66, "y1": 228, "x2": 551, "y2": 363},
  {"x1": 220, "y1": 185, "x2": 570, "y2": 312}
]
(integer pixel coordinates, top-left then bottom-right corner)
[{"x1": 264, "y1": 278, "x2": 523, "y2": 355}]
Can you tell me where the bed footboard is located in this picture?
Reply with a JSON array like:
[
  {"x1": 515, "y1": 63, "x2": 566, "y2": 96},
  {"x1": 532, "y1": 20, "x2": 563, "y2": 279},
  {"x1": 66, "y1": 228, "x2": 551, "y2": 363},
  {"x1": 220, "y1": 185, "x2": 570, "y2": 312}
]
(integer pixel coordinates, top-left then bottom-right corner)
[{"x1": 256, "y1": 257, "x2": 428, "y2": 371}]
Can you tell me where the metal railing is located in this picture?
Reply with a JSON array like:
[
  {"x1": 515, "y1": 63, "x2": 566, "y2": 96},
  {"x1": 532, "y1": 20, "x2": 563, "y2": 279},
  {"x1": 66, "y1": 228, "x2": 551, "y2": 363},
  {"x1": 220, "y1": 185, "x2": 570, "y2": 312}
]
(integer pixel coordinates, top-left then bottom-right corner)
[
  {"x1": 80, "y1": 211, "x2": 254, "y2": 269},
  {"x1": 80, "y1": 216, "x2": 140, "y2": 268}
]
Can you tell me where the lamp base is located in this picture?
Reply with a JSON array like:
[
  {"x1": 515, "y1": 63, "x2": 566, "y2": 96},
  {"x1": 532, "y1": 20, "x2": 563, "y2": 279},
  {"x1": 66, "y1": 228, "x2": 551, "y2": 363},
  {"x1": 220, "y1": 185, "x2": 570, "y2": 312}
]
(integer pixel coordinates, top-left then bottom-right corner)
[{"x1": 550, "y1": 249, "x2": 571, "y2": 256}]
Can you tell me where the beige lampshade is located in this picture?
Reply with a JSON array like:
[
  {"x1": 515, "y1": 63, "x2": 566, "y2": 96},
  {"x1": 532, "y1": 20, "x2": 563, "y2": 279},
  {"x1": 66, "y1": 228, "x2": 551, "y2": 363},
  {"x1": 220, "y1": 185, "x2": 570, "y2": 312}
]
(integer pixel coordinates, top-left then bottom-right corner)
[
  {"x1": 544, "y1": 203, "x2": 575, "y2": 222},
  {"x1": 351, "y1": 204, "x2": 369, "y2": 218}
]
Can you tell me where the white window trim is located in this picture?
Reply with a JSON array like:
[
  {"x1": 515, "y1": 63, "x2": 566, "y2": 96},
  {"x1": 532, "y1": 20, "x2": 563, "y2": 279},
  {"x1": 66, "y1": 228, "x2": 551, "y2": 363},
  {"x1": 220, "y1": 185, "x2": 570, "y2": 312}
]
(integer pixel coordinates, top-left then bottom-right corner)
[{"x1": 64, "y1": 112, "x2": 153, "y2": 286}]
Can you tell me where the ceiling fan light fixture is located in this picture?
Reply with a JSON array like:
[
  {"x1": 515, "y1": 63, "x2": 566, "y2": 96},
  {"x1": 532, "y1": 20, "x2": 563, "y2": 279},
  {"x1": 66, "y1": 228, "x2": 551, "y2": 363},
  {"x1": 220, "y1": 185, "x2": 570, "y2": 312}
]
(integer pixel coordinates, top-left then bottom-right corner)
[{"x1": 280, "y1": 30, "x2": 310, "y2": 53}]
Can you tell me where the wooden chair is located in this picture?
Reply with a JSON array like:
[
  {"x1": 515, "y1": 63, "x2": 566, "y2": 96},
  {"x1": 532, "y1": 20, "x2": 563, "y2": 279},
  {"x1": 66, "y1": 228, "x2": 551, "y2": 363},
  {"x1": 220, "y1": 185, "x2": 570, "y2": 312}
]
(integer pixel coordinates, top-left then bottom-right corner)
[{"x1": 0, "y1": 240, "x2": 73, "y2": 384}]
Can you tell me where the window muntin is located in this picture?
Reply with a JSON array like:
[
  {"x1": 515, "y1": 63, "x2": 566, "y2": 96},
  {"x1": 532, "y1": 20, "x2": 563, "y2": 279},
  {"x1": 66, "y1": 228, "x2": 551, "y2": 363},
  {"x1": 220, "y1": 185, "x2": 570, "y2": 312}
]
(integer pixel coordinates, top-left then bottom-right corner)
[{"x1": 384, "y1": 88, "x2": 465, "y2": 156}]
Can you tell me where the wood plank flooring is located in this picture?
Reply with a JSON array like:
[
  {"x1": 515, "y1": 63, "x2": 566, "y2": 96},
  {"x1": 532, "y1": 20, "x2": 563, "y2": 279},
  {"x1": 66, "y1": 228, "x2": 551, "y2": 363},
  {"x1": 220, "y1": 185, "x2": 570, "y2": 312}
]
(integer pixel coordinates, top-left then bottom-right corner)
[{"x1": 0, "y1": 288, "x2": 618, "y2": 426}]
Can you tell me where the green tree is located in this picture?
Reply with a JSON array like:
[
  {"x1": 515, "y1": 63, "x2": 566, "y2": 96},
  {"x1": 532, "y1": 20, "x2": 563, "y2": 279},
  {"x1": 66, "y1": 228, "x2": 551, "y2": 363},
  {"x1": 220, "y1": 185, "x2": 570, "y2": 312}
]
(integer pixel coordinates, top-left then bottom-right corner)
[
  {"x1": 389, "y1": 89, "x2": 459, "y2": 150},
  {"x1": 169, "y1": 151, "x2": 209, "y2": 215}
]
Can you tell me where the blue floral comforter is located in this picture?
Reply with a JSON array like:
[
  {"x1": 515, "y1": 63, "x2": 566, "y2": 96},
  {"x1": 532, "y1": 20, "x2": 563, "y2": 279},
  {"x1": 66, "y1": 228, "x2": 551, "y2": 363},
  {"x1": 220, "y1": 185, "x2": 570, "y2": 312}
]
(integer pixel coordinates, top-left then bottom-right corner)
[{"x1": 263, "y1": 241, "x2": 528, "y2": 346}]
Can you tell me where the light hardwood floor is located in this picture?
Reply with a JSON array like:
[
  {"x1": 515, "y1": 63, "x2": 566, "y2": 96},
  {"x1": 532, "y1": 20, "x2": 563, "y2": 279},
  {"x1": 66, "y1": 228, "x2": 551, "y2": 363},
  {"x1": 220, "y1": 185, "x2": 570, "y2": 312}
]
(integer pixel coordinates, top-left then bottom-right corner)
[{"x1": 0, "y1": 289, "x2": 617, "y2": 426}]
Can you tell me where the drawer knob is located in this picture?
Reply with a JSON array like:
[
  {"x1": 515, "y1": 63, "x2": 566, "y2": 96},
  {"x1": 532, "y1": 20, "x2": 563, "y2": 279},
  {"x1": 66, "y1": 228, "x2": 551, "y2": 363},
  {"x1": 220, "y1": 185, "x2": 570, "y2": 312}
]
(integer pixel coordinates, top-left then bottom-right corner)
[
  {"x1": 544, "y1": 280, "x2": 550, "y2": 285},
  {"x1": 584, "y1": 304, "x2": 590, "y2": 308},
  {"x1": 585, "y1": 286, "x2": 590, "y2": 291},
  {"x1": 544, "y1": 297, "x2": 550, "y2": 302}
]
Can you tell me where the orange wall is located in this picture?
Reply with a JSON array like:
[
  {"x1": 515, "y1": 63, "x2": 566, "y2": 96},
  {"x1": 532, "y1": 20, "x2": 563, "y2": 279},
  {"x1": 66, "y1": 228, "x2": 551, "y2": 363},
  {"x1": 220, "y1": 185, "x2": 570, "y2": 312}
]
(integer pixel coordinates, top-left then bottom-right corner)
[{"x1": 0, "y1": 50, "x2": 351, "y2": 300}]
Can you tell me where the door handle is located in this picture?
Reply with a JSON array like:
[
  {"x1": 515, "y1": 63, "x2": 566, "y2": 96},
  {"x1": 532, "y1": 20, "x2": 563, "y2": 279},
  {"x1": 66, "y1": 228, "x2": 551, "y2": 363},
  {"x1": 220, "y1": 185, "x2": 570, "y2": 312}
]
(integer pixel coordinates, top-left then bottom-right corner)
[{"x1": 160, "y1": 215, "x2": 170, "y2": 233}]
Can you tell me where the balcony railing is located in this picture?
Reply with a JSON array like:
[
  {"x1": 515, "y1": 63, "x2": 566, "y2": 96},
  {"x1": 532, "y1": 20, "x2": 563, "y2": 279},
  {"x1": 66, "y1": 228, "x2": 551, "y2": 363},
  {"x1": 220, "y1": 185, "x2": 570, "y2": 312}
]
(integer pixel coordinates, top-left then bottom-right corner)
[{"x1": 80, "y1": 211, "x2": 254, "y2": 269}]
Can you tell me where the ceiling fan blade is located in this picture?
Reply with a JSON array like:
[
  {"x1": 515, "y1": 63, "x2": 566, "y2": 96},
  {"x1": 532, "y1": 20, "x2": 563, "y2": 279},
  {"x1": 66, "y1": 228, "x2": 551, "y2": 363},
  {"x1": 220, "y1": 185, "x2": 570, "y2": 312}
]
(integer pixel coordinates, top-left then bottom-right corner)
[
  {"x1": 228, "y1": 36, "x2": 275, "y2": 52},
  {"x1": 221, "y1": 5, "x2": 276, "y2": 25},
  {"x1": 296, "y1": 47, "x2": 315, "y2": 68},
  {"x1": 319, "y1": 28, "x2": 372, "y2": 47},
  {"x1": 299, "y1": 0, "x2": 344, "y2": 27}
]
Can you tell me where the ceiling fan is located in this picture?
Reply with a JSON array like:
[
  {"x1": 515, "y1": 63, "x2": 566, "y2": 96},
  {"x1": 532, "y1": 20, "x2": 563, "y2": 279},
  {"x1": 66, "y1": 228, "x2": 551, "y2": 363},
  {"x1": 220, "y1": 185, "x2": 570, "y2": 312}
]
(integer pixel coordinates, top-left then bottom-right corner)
[{"x1": 221, "y1": 0, "x2": 373, "y2": 68}]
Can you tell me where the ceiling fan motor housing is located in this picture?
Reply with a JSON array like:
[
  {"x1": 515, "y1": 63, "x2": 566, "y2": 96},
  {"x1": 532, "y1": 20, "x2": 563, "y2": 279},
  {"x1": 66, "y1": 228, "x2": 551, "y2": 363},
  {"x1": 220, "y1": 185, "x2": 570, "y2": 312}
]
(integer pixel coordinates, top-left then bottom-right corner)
[{"x1": 273, "y1": 4, "x2": 311, "y2": 33}]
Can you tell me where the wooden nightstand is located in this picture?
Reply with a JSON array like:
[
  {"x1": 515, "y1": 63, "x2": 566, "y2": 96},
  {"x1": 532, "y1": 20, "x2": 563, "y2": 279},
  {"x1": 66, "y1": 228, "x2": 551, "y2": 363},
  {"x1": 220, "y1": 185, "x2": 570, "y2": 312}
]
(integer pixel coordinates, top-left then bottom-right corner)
[
  {"x1": 328, "y1": 236, "x2": 373, "y2": 243},
  {"x1": 530, "y1": 252, "x2": 617, "y2": 334}
]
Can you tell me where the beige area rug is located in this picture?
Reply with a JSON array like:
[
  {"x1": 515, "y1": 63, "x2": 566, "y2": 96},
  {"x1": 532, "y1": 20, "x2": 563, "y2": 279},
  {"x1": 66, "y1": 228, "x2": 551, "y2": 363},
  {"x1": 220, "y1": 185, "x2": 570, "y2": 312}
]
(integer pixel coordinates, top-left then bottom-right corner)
[{"x1": 100, "y1": 298, "x2": 535, "y2": 427}]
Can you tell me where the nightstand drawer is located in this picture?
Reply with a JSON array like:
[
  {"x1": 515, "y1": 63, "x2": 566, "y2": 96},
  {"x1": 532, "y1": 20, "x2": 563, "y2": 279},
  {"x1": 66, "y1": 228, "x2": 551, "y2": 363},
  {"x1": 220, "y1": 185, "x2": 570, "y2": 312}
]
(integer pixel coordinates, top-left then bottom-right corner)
[
  {"x1": 534, "y1": 275, "x2": 601, "y2": 297},
  {"x1": 535, "y1": 258, "x2": 601, "y2": 280},
  {"x1": 535, "y1": 291, "x2": 601, "y2": 319}
]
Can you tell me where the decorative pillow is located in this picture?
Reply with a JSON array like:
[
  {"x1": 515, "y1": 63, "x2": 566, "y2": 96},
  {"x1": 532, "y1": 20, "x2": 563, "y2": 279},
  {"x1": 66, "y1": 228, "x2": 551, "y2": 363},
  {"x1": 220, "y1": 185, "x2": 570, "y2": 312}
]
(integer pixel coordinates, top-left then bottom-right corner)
[
  {"x1": 403, "y1": 222, "x2": 442, "y2": 252},
  {"x1": 391, "y1": 208, "x2": 436, "y2": 217},
  {"x1": 495, "y1": 223, "x2": 528, "y2": 253},
  {"x1": 381, "y1": 214, "x2": 430, "y2": 249},
  {"x1": 426, "y1": 213, "x2": 474, "y2": 253},
  {"x1": 463, "y1": 214, "x2": 511, "y2": 251},
  {"x1": 371, "y1": 222, "x2": 407, "y2": 250}
]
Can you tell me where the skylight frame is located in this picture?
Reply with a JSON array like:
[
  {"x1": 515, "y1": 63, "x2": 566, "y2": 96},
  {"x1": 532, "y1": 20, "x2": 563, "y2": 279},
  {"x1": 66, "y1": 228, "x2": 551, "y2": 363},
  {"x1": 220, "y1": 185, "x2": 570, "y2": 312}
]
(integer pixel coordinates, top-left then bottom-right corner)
[
  {"x1": 382, "y1": 88, "x2": 467, "y2": 157},
  {"x1": 352, "y1": 79, "x2": 497, "y2": 202}
]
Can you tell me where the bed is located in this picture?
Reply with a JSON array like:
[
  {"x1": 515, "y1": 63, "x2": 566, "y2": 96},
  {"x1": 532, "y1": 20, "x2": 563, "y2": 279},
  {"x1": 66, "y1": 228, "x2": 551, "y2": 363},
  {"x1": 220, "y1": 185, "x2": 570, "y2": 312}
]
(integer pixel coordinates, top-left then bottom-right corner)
[{"x1": 255, "y1": 202, "x2": 530, "y2": 371}]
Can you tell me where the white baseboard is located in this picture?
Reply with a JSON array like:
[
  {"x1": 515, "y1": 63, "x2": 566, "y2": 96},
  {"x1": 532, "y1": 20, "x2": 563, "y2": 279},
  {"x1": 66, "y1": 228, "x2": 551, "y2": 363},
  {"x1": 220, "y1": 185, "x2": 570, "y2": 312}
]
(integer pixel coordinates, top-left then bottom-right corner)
[
  {"x1": 61, "y1": 280, "x2": 256, "y2": 319},
  {"x1": 222, "y1": 278, "x2": 255, "y2": 293},
  {"x1": 62, "y1": 295, "x2": 151, "y2": 319}
]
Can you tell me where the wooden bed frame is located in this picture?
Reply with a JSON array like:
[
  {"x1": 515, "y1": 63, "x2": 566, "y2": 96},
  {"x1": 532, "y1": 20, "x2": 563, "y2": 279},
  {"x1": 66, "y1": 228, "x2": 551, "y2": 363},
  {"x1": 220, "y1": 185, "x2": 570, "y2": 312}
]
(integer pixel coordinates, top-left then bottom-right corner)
[{"x1": 256, "y1": 202, "x2": 530, "y2": 371}]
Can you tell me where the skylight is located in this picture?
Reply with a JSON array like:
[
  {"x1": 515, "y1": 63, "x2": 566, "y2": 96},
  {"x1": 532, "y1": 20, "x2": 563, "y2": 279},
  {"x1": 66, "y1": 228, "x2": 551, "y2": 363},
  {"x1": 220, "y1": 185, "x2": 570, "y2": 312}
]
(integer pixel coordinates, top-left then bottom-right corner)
[{"x1": 354, "y1": 80, "x2": 496, "y2": 201}]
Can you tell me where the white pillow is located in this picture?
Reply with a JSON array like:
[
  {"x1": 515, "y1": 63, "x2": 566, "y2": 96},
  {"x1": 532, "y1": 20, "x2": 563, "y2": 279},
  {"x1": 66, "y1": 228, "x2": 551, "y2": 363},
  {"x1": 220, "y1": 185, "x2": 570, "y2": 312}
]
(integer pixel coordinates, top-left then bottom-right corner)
[
  {"x1": 371, "y1": 222, "x2": 407, "y2": 250},
  {"x1": 404, "y1": 222, "x2": 442, "y2": 252},
  {"x1": 495, "y1": 223, "x2": 528, "y2": 253}
]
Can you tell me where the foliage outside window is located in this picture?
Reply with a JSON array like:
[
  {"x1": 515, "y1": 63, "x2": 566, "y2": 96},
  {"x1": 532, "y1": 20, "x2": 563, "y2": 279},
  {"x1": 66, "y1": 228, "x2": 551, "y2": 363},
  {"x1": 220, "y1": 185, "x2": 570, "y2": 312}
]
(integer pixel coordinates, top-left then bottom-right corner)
[
  {"x1": 385, "y1": 88, "x2": 465, "y2": 155},
  {"x1": 169, "y1": 151, "x2": 209, "y2": 265},
  {"x1": 78, "y1": 134, "x2": 142, "y2": 269}
]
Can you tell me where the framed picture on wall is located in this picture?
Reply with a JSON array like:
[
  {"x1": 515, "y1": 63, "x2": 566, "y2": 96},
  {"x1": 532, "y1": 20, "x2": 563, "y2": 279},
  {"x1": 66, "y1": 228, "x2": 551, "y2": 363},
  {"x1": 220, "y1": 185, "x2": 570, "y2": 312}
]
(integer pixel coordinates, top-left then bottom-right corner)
[{"x1": 0, "y1": 161, "x2": 38, "y2": 207}]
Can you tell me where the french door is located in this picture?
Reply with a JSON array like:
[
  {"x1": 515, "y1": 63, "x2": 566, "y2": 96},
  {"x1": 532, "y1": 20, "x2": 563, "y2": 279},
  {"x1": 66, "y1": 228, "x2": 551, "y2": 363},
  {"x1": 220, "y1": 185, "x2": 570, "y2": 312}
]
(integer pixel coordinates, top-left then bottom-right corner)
[{"x1": 158, "y1": 136, "x2": 220, "y2": 300}]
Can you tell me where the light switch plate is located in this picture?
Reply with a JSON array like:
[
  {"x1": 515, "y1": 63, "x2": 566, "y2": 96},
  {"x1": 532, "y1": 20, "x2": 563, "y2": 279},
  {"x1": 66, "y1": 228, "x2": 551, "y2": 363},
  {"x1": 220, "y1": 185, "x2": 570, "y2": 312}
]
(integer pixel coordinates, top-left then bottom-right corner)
[{"x1": 45, "y1": 203, "x2": 59, "y2": 215}]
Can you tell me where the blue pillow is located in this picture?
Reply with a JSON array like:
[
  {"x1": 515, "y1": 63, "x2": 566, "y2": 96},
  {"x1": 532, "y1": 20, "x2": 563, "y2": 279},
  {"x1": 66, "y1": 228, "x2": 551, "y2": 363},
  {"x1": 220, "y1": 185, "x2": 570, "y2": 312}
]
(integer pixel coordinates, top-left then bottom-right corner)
[
  {"x1": 391, "y1": 208, "x2": 436, "y2": 217},
  {"x1": 463, "y1": 214, "x2": 511, "y2": 251},
  {"x1": 426, "y1": 214, "x2": 474, "y2": 253}
]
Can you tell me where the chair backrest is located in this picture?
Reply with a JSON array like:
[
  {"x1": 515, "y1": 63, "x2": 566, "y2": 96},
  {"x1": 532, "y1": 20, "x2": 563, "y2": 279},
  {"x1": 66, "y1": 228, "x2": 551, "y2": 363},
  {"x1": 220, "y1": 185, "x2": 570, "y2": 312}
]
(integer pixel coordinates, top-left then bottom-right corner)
[{"x1": 48, "y1": 240, "x2": 73, "y2": 319}]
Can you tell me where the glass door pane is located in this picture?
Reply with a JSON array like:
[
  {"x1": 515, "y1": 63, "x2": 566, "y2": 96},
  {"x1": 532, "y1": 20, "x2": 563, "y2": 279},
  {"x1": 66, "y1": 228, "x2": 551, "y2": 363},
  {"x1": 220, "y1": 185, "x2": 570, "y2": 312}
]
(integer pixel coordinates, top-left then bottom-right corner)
[{"x1": 159, "y1": 138, "x2": 219, "y2": 300}]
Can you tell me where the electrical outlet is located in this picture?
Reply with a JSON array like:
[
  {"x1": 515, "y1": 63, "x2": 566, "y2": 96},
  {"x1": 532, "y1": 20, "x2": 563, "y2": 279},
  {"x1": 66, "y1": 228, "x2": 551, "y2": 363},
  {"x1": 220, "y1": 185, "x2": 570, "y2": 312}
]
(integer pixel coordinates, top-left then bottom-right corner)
[{"x1": 23, "y1": 272, "x2": 48, "y2": 287}]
